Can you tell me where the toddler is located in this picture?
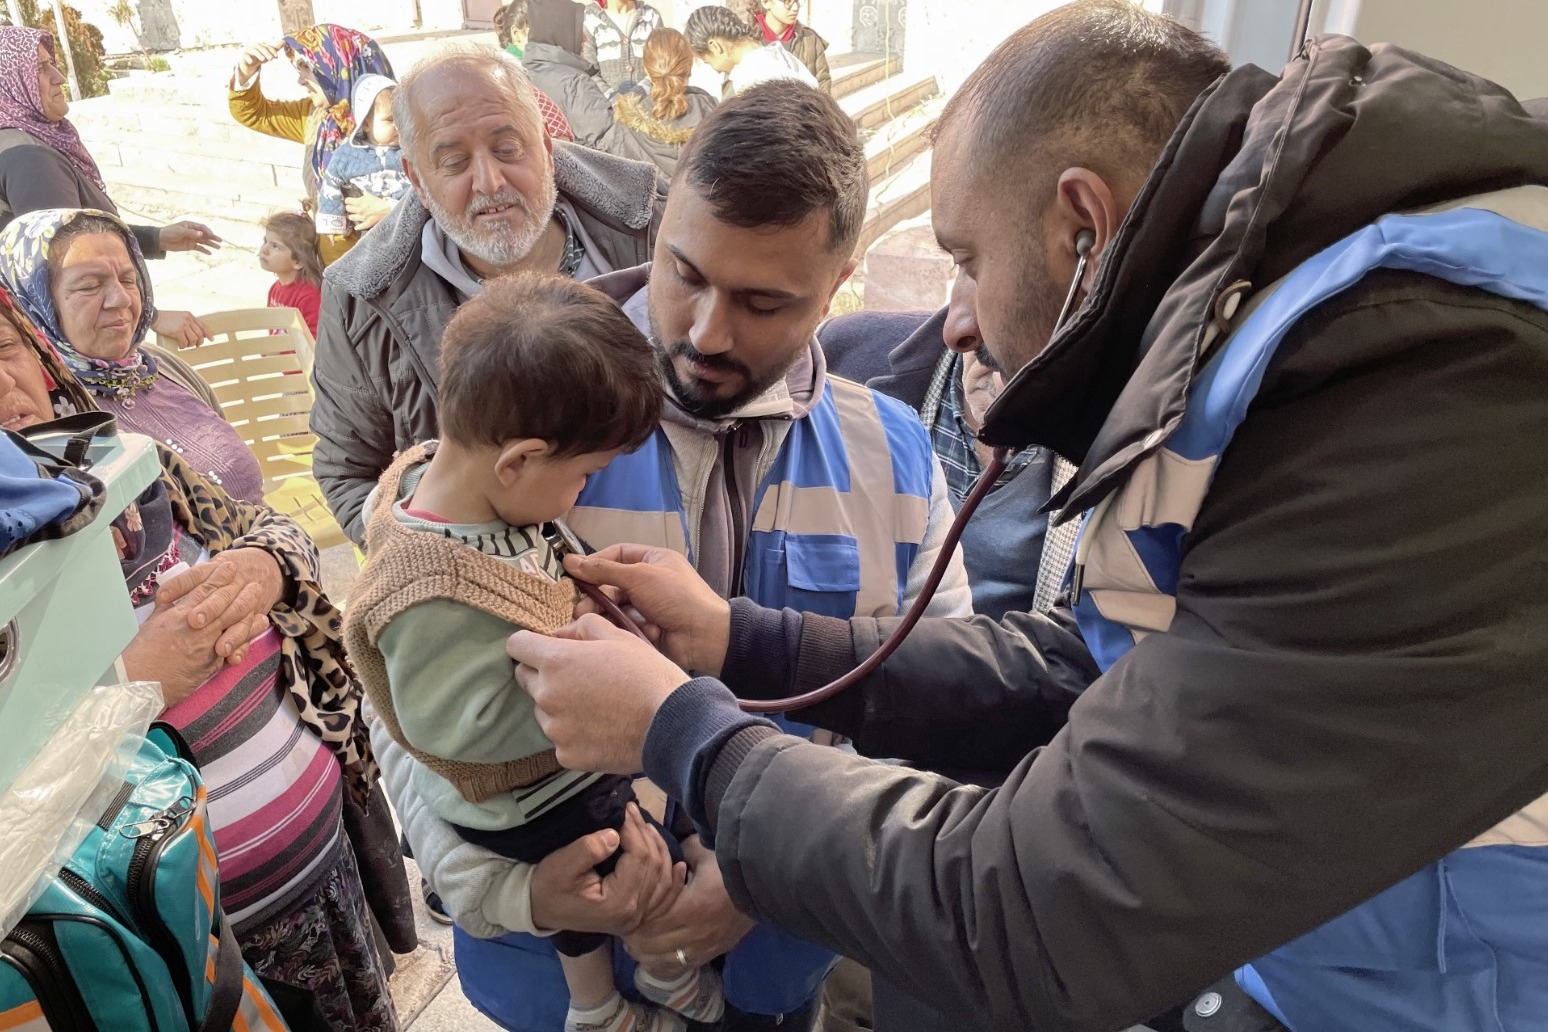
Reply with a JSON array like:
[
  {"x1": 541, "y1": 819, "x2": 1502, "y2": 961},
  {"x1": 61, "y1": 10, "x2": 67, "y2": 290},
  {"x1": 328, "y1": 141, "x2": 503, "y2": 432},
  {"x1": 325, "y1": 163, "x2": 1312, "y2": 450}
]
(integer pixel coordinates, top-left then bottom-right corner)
[
  {"x1": 258, "y1": 211, "x2": 322, "y2": 336},
  {"x1": 345, "y1": 273, "x2": 724, "y2": 1032},
  {"x1": 318, "y1": 74, "x2": 411, "y2": 238}
]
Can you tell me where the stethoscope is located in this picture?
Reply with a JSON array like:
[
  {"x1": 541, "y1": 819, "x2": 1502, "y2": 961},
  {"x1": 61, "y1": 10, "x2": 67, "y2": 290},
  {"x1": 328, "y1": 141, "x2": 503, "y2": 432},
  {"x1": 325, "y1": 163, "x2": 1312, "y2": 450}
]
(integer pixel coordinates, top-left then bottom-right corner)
[{"x1": 565, "y1": 229, "x2": 1097, "y2": 714}]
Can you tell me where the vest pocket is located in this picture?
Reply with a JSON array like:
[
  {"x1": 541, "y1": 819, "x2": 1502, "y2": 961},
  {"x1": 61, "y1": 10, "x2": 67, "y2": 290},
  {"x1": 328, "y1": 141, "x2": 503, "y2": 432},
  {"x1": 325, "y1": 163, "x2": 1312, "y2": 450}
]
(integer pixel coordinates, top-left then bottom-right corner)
[{"x1": 751, "y1": 535, "x2": 861, "y2": 618}]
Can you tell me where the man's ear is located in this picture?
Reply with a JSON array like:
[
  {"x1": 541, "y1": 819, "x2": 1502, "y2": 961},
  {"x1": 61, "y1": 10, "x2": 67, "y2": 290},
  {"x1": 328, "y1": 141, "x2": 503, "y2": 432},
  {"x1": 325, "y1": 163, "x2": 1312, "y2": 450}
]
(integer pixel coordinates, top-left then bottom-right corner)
[
  {"x1": 819, "y1": 257, "x2": 860, "y2": 318},
  {"x1": 401, "y1": 155, "x2": 430, "y2": 207},
  {"x1": 1052, "y1": 167, "x2": 1123, "y2": 293},
  {"x1": 495, "y1": 438, "x2": 550, "y2": 486}
]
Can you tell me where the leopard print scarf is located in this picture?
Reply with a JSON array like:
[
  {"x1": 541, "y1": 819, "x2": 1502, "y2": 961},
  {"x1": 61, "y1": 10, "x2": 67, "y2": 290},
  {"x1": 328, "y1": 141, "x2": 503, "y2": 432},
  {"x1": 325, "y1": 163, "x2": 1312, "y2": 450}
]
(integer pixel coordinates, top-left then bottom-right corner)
[{"x1": 158, "y1": 445, "x2": 377, "y2": 805}]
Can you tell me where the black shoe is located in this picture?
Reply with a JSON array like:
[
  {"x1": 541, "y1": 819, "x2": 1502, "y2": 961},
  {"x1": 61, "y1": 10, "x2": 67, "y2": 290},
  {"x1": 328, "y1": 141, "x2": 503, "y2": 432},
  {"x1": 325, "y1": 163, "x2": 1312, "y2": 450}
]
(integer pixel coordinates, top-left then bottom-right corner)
[{"x1": 421, "y1": 878, "x2": 453, "y2": 926}]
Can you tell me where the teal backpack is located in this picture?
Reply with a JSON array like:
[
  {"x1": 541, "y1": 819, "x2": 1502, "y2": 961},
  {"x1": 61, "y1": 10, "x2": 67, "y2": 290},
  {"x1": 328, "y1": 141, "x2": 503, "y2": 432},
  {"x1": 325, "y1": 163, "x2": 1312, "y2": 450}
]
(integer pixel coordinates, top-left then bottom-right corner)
[{"x1": 0, "y1": 726, "x2": 289, "y2": 1032}]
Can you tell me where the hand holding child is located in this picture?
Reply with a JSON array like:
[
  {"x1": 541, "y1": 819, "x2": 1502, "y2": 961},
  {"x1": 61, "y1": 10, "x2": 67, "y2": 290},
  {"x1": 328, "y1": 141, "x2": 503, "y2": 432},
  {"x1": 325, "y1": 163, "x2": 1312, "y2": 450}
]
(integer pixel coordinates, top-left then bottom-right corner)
[{"x1": 345, "y1": 193, "x2": 394, "y2": 232}]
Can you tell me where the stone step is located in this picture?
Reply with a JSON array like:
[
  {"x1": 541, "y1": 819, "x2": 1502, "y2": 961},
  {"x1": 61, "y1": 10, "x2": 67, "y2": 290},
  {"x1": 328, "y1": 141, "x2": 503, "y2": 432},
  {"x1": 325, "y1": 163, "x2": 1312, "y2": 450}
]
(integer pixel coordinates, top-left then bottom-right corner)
[
  {"x1": 80, "y1": 130, "x2": 304, "y2": 193},
  {"x1": 102, "y1": 165, "x2": 304, "y2": 228},
  {"x1": 831, "y1": 52, "x2": 901, "y2": 100},
  {"x1": 71, "y1": 104, "x2": 303, "y2": 151},
  {"x1": 856, "y1": 146, "x2": 932, "y2": 257},
  {"x1": 841, "y1": 71, "x2": 940, "y2": 134},
  {"x1": 864, "y1": 94, "x2": 943, "y2": 184}
]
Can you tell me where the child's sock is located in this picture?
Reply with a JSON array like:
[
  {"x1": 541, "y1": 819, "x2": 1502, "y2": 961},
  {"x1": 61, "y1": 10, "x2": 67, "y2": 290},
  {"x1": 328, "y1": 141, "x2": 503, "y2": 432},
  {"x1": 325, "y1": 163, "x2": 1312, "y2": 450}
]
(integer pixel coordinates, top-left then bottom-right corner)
[
  {"x1": 564, "y1": 992, "x2": 686, "y2": 1032},
  {"x1": 635, "y1": 964, "x2": 725, "y2": 1023}
]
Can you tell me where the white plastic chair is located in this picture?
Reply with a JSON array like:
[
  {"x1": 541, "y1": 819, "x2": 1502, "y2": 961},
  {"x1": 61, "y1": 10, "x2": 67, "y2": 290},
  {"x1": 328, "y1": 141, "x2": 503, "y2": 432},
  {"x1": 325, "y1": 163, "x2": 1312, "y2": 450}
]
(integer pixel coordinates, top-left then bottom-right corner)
[{"x1": 160, "y1": 308, "x2": 346, "y2": 550}]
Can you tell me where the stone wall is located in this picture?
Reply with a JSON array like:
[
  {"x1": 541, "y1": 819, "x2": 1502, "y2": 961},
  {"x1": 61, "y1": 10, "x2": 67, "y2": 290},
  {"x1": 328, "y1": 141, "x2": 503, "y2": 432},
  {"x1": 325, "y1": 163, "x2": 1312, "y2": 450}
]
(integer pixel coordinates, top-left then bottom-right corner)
[{"x1": 72, "y1": 0, "x2": 462, "y2": 55}]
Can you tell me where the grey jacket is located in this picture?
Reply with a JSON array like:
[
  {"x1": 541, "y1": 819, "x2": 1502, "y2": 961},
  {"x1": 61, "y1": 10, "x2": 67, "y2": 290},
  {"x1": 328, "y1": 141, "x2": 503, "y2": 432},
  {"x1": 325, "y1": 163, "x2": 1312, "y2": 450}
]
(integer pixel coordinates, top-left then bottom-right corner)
[
  {"x1": 597, "y1": 88, "x2": 718, "y2": 178},
  {"x1": 692, "y1": 38, "x2": 1548, "y2": 1029},
  {"x1": 523, "y1": 43, "x2": 615, "y2": 147},
  {"x1": 0, "y1": 129, "x2": 164, "y2": 258},
  {"x1": 310, "y1": 142, "x2": 667, "y2": 544}
]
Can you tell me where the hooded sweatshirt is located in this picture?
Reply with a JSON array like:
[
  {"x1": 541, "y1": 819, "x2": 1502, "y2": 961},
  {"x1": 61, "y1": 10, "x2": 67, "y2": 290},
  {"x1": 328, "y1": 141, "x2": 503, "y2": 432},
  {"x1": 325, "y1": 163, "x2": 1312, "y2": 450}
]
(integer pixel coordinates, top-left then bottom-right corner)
[{"x1": 316, "y1": 74, "x2": 411, "y2": 238}]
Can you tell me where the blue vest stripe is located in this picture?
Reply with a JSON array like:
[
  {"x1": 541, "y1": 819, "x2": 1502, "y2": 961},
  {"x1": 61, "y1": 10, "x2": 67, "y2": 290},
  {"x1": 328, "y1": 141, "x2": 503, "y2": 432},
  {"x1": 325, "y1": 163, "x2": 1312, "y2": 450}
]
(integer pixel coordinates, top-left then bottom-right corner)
[{"x1": 566, "y1": 378, "x2": 937, "y2": 1015}]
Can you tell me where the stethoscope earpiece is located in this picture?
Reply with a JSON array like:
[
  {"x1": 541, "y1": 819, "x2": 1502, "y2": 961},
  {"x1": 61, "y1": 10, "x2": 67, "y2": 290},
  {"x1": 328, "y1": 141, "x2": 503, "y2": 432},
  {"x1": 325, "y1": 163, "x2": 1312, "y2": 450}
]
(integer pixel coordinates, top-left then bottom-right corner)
[{"x1": 1075, "y1": 229, "x2": 1096, "y2": 258}]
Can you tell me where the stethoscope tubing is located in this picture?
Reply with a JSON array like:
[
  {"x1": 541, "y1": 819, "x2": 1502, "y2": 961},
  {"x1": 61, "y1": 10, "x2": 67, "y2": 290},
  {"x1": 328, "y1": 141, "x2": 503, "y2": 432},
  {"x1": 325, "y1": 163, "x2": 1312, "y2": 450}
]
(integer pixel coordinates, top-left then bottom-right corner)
[{"x1": 573, "y1": 236, "x2": 1092, "y2": 714}]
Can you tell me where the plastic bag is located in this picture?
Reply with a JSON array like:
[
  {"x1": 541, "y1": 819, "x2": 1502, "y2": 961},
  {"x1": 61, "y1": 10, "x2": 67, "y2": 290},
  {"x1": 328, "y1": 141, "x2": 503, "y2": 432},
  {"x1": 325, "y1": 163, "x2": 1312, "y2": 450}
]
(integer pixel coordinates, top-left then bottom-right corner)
[{"x1": 0, "y1": 680, "x2": 164, "y2": 938}]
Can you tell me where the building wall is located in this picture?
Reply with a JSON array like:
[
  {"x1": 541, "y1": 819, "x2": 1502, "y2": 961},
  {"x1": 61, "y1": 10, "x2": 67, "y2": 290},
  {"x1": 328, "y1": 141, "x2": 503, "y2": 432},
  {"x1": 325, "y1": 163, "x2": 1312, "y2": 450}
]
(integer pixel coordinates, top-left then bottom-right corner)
[
  {"x1": 902, "y1": 0, "x2": 1167, "y2": 95},
  {"x1": 72, "y1": 0, "x2": 283, "y2": 53},
  {"x1": 1325, "y1": 0, "x2": 1548, "y2": 100}
]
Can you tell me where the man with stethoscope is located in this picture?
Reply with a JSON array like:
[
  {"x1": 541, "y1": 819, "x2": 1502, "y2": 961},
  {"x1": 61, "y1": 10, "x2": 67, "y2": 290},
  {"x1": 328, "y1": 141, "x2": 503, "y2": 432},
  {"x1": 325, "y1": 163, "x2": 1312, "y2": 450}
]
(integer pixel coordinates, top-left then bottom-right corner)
[{"x1": 508, "y1": 2, "x2": 1548, "y2": 1030}]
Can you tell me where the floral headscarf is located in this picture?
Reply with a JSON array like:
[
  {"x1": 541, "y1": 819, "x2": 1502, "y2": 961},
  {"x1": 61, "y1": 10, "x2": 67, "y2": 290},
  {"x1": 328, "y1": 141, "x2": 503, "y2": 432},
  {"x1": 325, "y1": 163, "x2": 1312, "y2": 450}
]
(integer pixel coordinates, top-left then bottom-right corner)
[
  {"x1": 0, "y1": 28, "x2": 104, "y2": 190},
  {"x1": 0, "y1": 207, "x2": 159, "y2": 403},
  {"x1": 284, "y1": 24, "x2": 394, "y2": 185}
]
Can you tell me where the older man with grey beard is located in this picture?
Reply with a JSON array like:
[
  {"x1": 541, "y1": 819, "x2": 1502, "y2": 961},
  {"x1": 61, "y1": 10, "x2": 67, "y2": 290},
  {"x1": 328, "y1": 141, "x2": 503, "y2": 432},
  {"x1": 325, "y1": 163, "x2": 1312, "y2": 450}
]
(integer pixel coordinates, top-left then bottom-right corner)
[{"x1": 310, "y1": 43, "x2": 666, "y2": 546}]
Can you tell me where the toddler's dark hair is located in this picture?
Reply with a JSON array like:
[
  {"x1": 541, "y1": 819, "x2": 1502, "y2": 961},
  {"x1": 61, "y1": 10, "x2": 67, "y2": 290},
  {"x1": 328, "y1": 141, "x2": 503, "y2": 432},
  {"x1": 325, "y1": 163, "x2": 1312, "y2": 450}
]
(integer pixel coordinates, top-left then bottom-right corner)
[{"x1": 438, "y1": 272, "x2": 662, "y2": 457}]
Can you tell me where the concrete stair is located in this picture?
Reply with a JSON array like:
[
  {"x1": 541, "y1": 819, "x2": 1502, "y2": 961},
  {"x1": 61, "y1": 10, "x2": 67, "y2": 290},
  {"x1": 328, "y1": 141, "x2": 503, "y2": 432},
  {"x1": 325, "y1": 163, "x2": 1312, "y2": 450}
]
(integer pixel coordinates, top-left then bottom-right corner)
[{"x1": 837, "y1": 60, "x2": 941, "y2": 259}]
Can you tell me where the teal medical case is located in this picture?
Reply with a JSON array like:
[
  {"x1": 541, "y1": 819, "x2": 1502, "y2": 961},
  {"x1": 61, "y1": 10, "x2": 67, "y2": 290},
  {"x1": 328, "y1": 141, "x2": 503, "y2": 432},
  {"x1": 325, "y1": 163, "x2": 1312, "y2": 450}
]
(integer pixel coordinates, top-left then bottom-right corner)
[{"x1": 0, "y1": 432, "x2": 160, "y2": 797}]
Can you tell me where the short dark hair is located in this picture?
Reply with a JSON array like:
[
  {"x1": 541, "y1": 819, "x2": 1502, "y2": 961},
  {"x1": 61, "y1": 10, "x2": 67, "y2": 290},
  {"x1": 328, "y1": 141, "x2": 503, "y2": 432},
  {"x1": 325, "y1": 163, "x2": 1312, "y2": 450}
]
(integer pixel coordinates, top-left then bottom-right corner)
[
  {"x1": 675, "y1": 79, "x2": 868, "y2": 254},
  {"x1": 684, "y1": 6, "x2": 756, "y2": 53},
  {"x1": 437, "y1": 273, "x2": 661, "y2": 456},
  {"x1": 942, "y1": 0, "x2": 1230, "y2": 193}
]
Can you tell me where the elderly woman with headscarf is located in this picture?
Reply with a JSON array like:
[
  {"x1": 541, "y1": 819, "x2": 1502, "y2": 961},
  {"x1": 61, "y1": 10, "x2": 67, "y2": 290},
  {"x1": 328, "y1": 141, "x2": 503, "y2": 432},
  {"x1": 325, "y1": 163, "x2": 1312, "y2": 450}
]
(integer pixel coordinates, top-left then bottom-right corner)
[
  {"x1": 228, "y1": 24, "x2": 393, "y2": 264},
  {"x1": 0, "y1": 283, "x2": 397, "y2": 1030},
  {"x1": 0, "y1": 207, "x2": 264, "y2": 502},
  {"x1": 0, "y1": 27, "x2": 219, "y2": 347}
]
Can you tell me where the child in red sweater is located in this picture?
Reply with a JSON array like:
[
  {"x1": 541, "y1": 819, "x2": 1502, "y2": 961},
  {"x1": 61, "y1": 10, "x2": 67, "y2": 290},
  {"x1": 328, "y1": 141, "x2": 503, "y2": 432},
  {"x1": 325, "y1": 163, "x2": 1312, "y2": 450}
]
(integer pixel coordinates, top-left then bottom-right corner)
[{"x1": 259, "y1": 212, "x2": 323, "y2": 337}]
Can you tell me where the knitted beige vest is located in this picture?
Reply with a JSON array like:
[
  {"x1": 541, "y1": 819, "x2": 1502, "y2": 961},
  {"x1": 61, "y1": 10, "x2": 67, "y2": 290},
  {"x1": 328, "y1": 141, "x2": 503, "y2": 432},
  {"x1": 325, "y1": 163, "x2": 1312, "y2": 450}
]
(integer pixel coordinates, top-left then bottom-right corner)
[{"x1": 344, "y1": 445, "x2": 579, "y2": 803}]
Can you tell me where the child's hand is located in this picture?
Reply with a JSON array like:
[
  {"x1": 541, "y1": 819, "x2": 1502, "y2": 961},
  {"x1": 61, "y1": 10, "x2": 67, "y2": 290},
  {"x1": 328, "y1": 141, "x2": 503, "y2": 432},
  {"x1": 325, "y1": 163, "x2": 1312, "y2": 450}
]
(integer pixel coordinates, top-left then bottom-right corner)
[{"x1": 345, "y1": 193, "x2": 395, "y2": 232}]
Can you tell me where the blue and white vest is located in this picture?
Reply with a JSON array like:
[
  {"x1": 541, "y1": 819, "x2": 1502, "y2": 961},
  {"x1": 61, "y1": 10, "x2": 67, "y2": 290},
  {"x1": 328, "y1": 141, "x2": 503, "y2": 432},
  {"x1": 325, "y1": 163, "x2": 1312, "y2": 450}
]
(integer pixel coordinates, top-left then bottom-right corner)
[
  {"x1": 1070, "y1": 187, "x2": 1548, "y2": 1031},
  {"x1": 476, "y1": 375, "x2": 933, "y2": 1020}
]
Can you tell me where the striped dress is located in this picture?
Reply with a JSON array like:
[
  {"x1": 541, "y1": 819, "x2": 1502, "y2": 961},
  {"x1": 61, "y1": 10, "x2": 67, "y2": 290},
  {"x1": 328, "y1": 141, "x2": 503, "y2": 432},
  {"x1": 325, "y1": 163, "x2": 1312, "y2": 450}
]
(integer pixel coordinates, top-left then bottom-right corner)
[
  {"x1": 146, "y1": 596, "x2": 395, "y2": 1030},
  {"x1": 161, "y1": 627, "x2": 343, "y2": 929}
]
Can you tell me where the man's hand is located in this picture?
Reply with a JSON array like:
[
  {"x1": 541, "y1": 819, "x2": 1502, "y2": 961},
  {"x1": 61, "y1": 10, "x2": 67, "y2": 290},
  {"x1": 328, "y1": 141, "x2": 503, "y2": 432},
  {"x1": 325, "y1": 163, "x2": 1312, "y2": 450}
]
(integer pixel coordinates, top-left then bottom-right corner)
[
  {"x1": 530, "y1": 803, "x2": 686, "y2": 935},
  {"x1": 156, "y1": 548, "x2": 284, "y2": 662},
  {"x1": 509, "y1": 614, "x2": 691, "y2": 773},
  {"x1": 624, "y1": 836, "x2": 755, "y2": 972},
  {"x1": 235, "y1": 41, "x2": 284, "y2": 84},
  {"x1": 158, "y1": 221, "x2": 222, "y2": 255},
  {"x1": 152, "y1": 309, "x2": 210, "y2": 349},
  {"x1": 564, "y1": 544, "x2": 731, "y2": 674},
  {"x1": 345, "y1": 193, "x2": 394, "y2": 233}
]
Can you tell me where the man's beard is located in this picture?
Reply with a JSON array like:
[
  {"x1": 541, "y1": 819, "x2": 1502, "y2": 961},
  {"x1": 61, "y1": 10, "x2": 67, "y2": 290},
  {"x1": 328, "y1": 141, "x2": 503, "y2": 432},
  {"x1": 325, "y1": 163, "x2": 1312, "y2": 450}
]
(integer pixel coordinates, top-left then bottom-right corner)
[
  {"x1": 426, "y1": 173, "x2": 559, "y2": 270},
  {"x1": 656, "y1": 339, "x2": 784, "y2": 420}
]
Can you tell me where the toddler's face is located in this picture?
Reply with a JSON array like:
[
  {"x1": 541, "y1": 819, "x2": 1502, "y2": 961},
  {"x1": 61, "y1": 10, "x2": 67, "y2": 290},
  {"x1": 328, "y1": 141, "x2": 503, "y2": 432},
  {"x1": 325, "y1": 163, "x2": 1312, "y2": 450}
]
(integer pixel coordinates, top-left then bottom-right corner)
[
  {"x1": 258, "y1": 233, "x2": 298, "y2": 274},
  {"x1": 498, "y1": 447, "x2": 624, "y2": 527},
  {"x1": 368, "y1": 89, "x2": 399, "y2": 147}
]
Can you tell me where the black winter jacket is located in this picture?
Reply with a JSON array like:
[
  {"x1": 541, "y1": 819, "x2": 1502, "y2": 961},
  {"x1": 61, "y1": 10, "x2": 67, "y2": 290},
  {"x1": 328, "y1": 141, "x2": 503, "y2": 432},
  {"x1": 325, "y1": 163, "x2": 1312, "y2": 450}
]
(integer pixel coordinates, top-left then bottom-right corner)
[
  {"x1": 522, "y1": 43, "x2": 615, "y2": 147},
  {"x1": 699, "y1": 37, "x2": 1548, "y2": 1030}
]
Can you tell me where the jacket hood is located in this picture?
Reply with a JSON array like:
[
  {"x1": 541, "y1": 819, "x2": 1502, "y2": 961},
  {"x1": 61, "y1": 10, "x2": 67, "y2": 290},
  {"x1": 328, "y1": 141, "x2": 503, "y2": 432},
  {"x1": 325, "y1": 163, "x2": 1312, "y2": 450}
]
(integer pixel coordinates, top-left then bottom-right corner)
[
  {"x1": 590, "y1": 264, "x2": 828, "y2": 431},
  {"x1": 613, "y1": 88, "x2": 715, "y2": 144},
  {"x1": 983, "y1": 36, "x2": 1548, "y2": 481},
  {"x1": 523, "y1": 42, "x2": 599, "y2": 78},
  {"x1": 349, "y1": 74, "x2": 397, "y2": 146},
  {"x1": 324, "y1": 140, "x2": 662, "y2": 299}
]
